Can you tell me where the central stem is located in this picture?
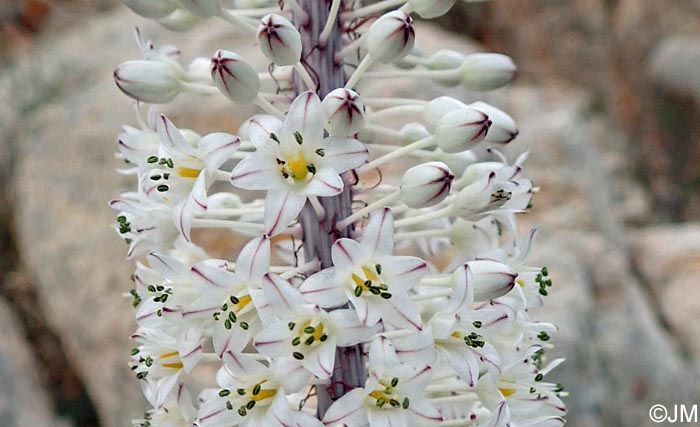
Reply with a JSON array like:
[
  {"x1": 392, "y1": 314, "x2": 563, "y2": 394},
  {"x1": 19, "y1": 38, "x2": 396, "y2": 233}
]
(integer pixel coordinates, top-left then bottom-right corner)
[{"x1": 293, "y1": 0, "x2": 365, "y2": 418}]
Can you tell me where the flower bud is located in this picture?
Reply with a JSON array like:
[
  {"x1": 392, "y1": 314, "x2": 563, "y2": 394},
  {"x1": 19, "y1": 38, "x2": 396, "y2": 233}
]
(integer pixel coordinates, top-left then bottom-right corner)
[
  {"x1": 400, "y1": 162, "x2": 454, "y2": 208},
  {"x1": 467, "y1": 260, "x2": 517, "y2": 301},
  {"x1": 177, "y1": 0, "x2": 219, "y2": 17},
  {"x1": 468, "y1": 101, "x2": 518, "y2": 144},
  {"x1": 431, "y1": 149, "x2": 476, "y2": 176},
  {"x1": 123, "y1": 0, "x2": 178, "y2": 18},
  {"x1": 257, "y1": 14, "x2": 303, "y2": 66},
  {"x1": 424, "y1": 96, "x2": 468, "y2": 132},
  {"x1": 114, "y1": 60, "x2": 183, "y2": 103},
  {"x1": 459, "y1": 53, "x2": 517, "y2": 91},
  {"x1": 157, "y1": 9, "x2": 201, "y2": 31},
  {"x1": 210, "y1": 49, "x2": 260, "y2": 103},
  {"x1": 321, "y1": 89, "x2": 365, "y2": 136},
  {"x1": 400, "y1": 123, "x2": 431, "y2": 143},
  {"x1": 427, "y1": 49, "x2": 466, "y2": 70},
  {"x1": 434, "y1": 108, "x2": 491, "y2": 153},
  {"x1": 408, "y1": 0, "x2": 456, "y2": 19},
  {"x1": 366, "y1": 10, "x2": 416, "y2": 64}
]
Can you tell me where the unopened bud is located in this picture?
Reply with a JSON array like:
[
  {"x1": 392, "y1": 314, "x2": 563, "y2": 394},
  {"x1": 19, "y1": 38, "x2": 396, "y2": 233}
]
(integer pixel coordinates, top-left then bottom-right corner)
[
  {"x1": 467, "y1": 260, "x2": 517, "y2": 301},
  {"x1": 424, "y1": 96, "x2": 467, "y2": 132},
  {"x1": 468, "y1": 101, "x2": 518, "y2": 144},
  {"x1": 123, "y1": 0, "x2": 178, "y2": 18},
  {"x1": 211, "y1": 50, "x2": 260, "y2": 103},
  {"x1": 427, "y1": 49, "x2": 467, "y2": 71},
  {"x1": 434, "y1": 108, "x2": 491, "y2": 153},
  {"x1": 400, "y1": 123, "x2": 431, "y2": 143},
  {"x1": 459, "y1": 53, "x2": 517, "y2": 91},
  {"x1": 177, "y1": 0, "x2": 219, "y2": 17},
  {"x1": 114, "y1": 60, "x2": 183, "y2": 103},
  {"x1": 366, "y1": 10, "x2": 416, "y2": 64},
  {"x1": 157, "y1": 9, "x2": 201, "y2": 31},
  {"x1": 321, "y1": 89, "x2": 365, "y2": 136},
  {"x1": 257, "y1": 14, "x2": 302, "y2": 66},
  {"x1": 400, "y1": 162, "x2": 454, "y2": 208},
  {"x1": 408, "y1": 0, "x2": 456, "y2": 19}
]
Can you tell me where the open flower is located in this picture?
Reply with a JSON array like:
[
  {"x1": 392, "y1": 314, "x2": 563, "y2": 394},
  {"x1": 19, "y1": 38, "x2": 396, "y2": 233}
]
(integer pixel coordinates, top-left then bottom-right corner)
[
  {"x1": 254, "y1": 273, "x2": 379, "y2": 379},
  {"x1": 196, "y1": 351, "x2": 314, "y2": 427},
  {"x1": 322, "y1": 337, "x2": 442, "y2": 427},
  {"x1": 300, "y1": 208, "x2": 427, "y2": 330},
  {"x1": 230, "y1": 91, "x2": 368, "y2": 235}
]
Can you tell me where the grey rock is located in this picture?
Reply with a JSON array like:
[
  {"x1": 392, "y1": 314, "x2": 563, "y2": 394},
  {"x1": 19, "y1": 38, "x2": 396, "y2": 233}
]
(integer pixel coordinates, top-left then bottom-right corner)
[
  {"x1": 0, "y1": 297, "x2": 54, "y2": 427},
  {"x1": 650, "y1": 36, "x2": 700, "y2": 100},
  {"x1": 10, "y1": 6, "x2": 255, "y2": 427}
]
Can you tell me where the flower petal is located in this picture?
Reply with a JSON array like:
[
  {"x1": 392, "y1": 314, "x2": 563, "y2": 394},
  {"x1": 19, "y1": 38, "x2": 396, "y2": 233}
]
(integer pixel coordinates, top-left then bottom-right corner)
[
  {"x1": 200, "y1": 132, "x2": 241, "y2": 171},
  {"x1": 157, "y1": 114, "x2": 196, "y2": 157},
  {"x1": 368, "y1": 407, "x2": 406, "y2": 427},
  {"x1": 230, "y1": 153, "x2": 283, "y2": 190},
  {"x1": 285, "y1": 91, "x2": 324, "y2": 146},
  {"x1": 324, "y1": 137, "x2": 368, "y2": 173},
  {"x1": 147, "y1": 252, "x2": 189, "y2": 281},
  {"x1": 262, "y1": 273, "x2": 305, "y2": 317},
  {"x1": 304, "y1": 166, "x2": 344, "y2": 197},
  {"x1": 322, "y1": 388, "x2": 367, "y2": 426},
  {"x1": 382, "y1": 292, "x2": 422, "y2": 330},
  {"x1": 361, "y1": 208, "x2": 394, "y2": 256},
  {"x1": 265, "y1": 189, "x2": 307, "y2": 236},
  {"x1": 331, "y1": 238, "x2": 366, "y2": 274},
  {"x1": 302, "y1": 339, "x2": 337, "y2": 379},
  {"x1": 190, "y1": 261, "x2": 235, "y2": 293},
  {"x1": 299, "y1": 268, "x2": 347, "y2": 308},
  {"x1": 331, "y1": 309, "x2": 380, "y2": 347},
  {"x1": 243, "y1": 114, "x2": 283, "y2": 152},
  {"x1": 236, "y1": 235, "x2": 271, "y2": 280},
  {"x1": 408, "y1": 399, "x2": 443, "y2": 426},
  {"x1": 380, "y1": 255, "x2": 427, "y2": 292},
  {"x1": 254, "y1": 321, "x2": 291, "y2": 357},
  {"x1": 440, "y1": 344, "x2": 479, "y2": 387}
]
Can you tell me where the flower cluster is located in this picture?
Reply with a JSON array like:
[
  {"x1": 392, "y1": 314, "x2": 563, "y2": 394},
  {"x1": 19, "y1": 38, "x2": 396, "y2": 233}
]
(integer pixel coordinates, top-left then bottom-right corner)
[{"x1": 112, "y1": 1, "x2": 566, "y2": 426}]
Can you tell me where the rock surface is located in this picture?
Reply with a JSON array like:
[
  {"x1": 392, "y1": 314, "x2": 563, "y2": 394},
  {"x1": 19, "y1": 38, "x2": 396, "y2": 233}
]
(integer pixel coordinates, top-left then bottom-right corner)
[
  {"x1": 10, "y1": 6, "x2": 255, "y2": 427},
  {"x1": 0, "y1": 297, "x2": 55, "y2": 427}
]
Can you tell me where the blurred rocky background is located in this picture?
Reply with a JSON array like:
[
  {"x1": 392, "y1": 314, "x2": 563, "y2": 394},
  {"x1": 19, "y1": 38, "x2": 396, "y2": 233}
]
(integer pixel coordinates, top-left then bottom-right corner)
[{"x1": 0, "y1": 1, "x2": 699, "y2": 426}]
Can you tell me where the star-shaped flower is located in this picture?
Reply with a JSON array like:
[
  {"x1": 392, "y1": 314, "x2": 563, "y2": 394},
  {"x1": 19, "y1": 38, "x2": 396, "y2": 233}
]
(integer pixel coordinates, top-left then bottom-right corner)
[{"x1": 230, "y1": 91, "x2": 368, "y2": 235}]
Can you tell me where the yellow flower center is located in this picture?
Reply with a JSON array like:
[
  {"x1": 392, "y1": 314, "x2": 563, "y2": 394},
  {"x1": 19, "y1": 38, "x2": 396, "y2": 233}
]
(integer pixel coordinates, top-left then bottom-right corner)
[
  {"x1": 499, "y1": 388, "x2": 516, "y2": 397},
  {"x1": 177, "y1": 166, "x2": 201, "y2": 178},
  {"x1": 159, "y1": 351, "x2": 184, "y2": 370},
  {"x1": 350, "y1": 264, "x2": 391, "y2": 299}
]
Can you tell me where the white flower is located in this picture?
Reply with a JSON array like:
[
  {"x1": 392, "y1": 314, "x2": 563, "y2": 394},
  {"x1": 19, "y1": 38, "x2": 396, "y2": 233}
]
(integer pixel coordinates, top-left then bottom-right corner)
[
  {"x1": 459, "y1": 53, "x2": 517, "y2": 91},
  {"x1": 322, "y1": 337, "x2": 442, "y2": 427},
  {"x1": 135, "y1": 383, "x2": 196, "y2": 427},
  {"x1": 196, "y1": 351, "x2": 311, "y2": 427},
  {"x1": 300, "y1": 208, "x2": 426, "y2": 330},
  {"x1": 187, "y1": 236, "x2": 271, "y2": 356},
  {"x1": 230, "y1": 92, "x2": 368, "y2": 235},
  {"x1": 254, "y1": 272, "x2": 379, "y2": 378}
]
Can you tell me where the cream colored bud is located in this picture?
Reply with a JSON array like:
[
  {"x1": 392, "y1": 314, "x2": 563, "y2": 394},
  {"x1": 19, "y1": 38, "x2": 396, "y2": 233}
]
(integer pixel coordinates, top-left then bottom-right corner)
[
  {"x1": 366, "y1": 10, "x2": 416, "y2": 64},
  {"x1": 122, "y1": 0, "x2": 178, "y2": 18},
  {"x1": 466, "y1": 260, "x2": 517, "y2": 301},
  {"x1": 157, "y1": 9, "x2": 201, "y2": 31},
  {"x1": 408, "y1": 0, "x2": 456, "y2": 19},
  {"x1": 321, "y1": 89, "x2": 366, "y2": 136},
  {"x1": 459, "y1": 53, "x2": 517, "y2": 91},
  {"x1": 400, "y1": 123, "x2": 431, "y2": 143},
  {"x1": 210, "y1": 49, "x2": 261, "y2": 103},
  {"x1": 114, "y1": 60, "x2": 182, "y2": 103},
  {"x1": 400, "y1": 162, "x2": 454, "y2": 208},
  {"x1": 434, "y1": 108, "x2": 491, "y2": 153},
  {"x1": 424, "y1": 96, "x2": 468, "y2": 132},
  {"x1": 468, "y1": 101, "x2": 518, "y2": 144},
  {"x1": 257, "y1": 14, "x2": 303, "y2": 66},
  {"x1": 177, "y1": 0, "x2": 220, "y2": 17},
  {"x1": 427, "y1": 49, "x2": 467, "y2": 70}
]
